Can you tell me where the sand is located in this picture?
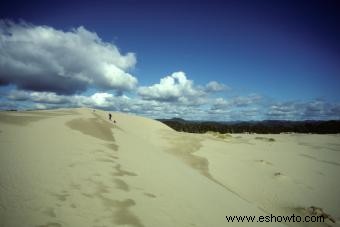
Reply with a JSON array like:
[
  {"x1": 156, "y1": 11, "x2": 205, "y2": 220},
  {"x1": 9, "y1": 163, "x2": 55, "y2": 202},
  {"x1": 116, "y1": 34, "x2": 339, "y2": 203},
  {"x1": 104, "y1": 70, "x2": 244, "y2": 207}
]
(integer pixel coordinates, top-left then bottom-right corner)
[{"x1": 0, "y1": 108, "x2": 339, "y2": 227}]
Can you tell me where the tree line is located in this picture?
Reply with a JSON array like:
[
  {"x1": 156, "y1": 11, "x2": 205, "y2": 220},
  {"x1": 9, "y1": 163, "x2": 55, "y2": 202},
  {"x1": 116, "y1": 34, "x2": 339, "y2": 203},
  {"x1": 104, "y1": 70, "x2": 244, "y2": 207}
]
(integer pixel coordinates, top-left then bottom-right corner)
[{"x1": 157, "y1": 119, "x2": 340, "y2": 134}]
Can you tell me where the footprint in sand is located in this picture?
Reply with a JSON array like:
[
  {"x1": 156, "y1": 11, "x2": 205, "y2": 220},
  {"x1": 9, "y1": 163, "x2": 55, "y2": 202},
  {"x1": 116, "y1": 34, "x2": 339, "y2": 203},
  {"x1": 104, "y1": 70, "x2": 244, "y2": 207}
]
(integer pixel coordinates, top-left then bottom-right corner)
[
  {"x1": 256, "y1": 159, "x2": 273, "y2": 165},
  {"x1": 273, "y1": 172, "x2": 290, "y2": 180},
  {"x1": 113, "y1": 178, "x2": 130, "y2": 191},
  {"x1": 144, "y1": 192, "x2": 156, "y2": 198},
  {"x1": 42, "y1": 207, "x2": 57, "y2": 218},
  {"x1": 36, "y1": 222, "x2": 62, "y2": 227},
  {"x1": 50, "y1": 190, "x2": 70, "y2": 202},
  {"x1": 112, "y1": 164, "x2": 138, "y2": 177}
]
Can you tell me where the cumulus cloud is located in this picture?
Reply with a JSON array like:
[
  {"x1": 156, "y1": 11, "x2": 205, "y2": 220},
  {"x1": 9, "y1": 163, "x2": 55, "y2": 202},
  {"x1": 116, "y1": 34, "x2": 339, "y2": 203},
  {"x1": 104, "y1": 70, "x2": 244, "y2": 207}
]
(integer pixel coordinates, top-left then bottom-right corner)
[
  {"x1": 266, "y1": 101, "x2": 311, "y2": 120},
  {"x1": 4, "y1": 88, "x2": 210, "y2": 119},
  {"x1": 0, "y1": 20, "x2": 137, "y2": 94},
  {"x1": 4, "y1": 88, "x2": 340, "y2": 121},
  {"x1": 231, "y1": 94, "x2": 262, "y2": 107},
  {"x1": 138, "y1": 71, "x2": 205, "y2": 102},
  {"x1": 266, "y1": 100, "x2": 340, "y2": 120},
  {"x1": 7, "y1": 89, "x2": 127, "y2": 109},
  {"x1": 205, "y1": 81, "x2": 228, "y2": 92},
  {"x1": 8, "y1": 90, "x2": 69, "y2": 104},
  {"x1": 137, "y1": 72, "x2": 229, "y2": 104},
  {"x1": 210, "y1": 94, "x2": 262, "y2": 110}
]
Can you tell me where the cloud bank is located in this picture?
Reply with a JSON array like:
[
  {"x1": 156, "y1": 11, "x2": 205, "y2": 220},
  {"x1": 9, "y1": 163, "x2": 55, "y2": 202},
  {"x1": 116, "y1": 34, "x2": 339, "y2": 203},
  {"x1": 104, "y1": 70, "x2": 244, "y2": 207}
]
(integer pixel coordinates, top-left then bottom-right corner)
[
  {"x1": 0, "y1": 20, "x2": 137, "y2": 94},
  {"x1": 5, "y1": 88, "x2": 340, "y2": 121}
]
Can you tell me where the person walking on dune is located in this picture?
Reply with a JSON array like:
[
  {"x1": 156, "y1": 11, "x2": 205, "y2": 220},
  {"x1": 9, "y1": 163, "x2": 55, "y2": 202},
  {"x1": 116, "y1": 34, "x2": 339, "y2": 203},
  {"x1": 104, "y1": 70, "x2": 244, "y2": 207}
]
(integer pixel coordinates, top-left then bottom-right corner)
[{"x1": 109, "y1": 113, "x2": 112, "y2": 121}]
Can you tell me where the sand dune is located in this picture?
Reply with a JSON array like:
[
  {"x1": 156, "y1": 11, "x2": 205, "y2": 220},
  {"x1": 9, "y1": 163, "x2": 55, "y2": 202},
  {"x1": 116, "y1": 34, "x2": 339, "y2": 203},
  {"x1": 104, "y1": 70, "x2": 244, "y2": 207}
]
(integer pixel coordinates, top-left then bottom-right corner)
[{"x1": 0, "y1": 108, "x2": 339, "y2": 227}]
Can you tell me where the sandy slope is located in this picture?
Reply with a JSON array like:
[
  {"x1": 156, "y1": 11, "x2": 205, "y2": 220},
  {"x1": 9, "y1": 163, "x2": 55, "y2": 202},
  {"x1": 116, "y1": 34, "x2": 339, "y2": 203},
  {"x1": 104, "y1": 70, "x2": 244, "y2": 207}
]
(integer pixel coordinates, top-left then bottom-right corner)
[{"x1": 0, "y1": 108, "x2": 339, "y2": 227}]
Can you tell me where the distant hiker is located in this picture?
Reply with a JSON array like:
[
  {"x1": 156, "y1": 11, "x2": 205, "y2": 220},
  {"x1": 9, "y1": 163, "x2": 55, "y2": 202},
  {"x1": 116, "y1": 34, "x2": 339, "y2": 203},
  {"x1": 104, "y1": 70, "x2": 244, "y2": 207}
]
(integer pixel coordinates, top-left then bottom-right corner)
[{"x1": 109, "y1": 113, "x2": 112, "y2": 121}]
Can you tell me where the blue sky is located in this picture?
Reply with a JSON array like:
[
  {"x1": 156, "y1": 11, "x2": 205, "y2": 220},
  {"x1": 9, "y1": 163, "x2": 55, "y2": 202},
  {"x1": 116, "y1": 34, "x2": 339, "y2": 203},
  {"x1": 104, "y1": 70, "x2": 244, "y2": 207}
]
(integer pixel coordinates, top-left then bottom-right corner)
[{"x1": 0, "y1": 0, "x2": 339, "y2": 120}]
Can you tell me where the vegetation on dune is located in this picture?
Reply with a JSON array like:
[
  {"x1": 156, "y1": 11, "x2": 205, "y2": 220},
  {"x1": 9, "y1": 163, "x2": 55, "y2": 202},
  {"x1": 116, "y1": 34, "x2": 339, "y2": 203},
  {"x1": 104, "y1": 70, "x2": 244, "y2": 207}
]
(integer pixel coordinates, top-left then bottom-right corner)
[
  {"x1": 255, "y1": 137, "x2": 275, "y2": 142},
  {"x1": 206, "y1": 131, "x2": 232, "y2": 139},
  {"x1": 158, "y1": 119, "x2": 340, "y2": 134}
]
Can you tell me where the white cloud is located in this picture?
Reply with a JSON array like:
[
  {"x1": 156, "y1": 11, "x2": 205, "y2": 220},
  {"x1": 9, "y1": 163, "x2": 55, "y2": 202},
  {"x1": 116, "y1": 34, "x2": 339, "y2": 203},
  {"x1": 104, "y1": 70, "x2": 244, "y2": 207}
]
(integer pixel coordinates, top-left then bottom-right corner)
[
  {"x1": 4, "y1": 88, "x2": 340, "y2": 120},
  {"x1": 210, "y1": 94, "x2": 262, "y2": 111},
  {"x1": 34, "y1": 103, "x2": 48, "y2": 110},
  {"x1": 230, "y1": 94, "x2": 262, "y2": 107},
  {"x1": 89, "y1": 93, "x2": 114, "y2": 107},
  {"x1": 0, "y1": 20, "x2": 137, "y2": 94},
  {"x1": 212, "y1": 97, "x2": 229, "y2": 107},
  {"x1": 205, "y1": 81, "x2": 228, "y2": 92},
  {"x1": 265, "y1": 100, "x2": 340, "y2": 120},
  {"x1": 138, "y1": 71, "x2": 205, "y2": 102},
  {"x1": 7, "y1": 90, "x2": 69, "y2": 104}
]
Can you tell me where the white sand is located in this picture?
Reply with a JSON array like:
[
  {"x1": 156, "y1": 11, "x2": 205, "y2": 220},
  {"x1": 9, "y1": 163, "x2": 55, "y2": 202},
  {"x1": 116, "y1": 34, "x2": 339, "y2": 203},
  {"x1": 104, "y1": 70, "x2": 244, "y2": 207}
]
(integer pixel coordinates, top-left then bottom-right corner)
[{"x1": 0, "y1": 108, "x2": 339, "y2": 227}]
